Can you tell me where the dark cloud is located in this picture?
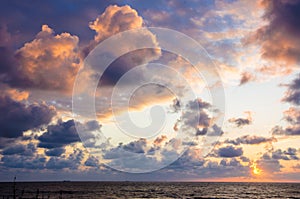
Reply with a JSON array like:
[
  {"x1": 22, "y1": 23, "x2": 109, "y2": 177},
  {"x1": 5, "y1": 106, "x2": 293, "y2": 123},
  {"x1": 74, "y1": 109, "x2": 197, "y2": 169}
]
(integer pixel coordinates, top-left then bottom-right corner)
[
  {"x1": 1, "y1": 155, "x2": 46, "y2": 169},
  {"x1": 186, "y1": 98, "x2": 211, "y2": 110},
  {"x1": 98, "y1": 49, "x2": 160, "y2": 87},
  {"x1": 0, "y1": 138, "x2": 15, "y2": 149},
  {"x1": 167, "y1": 149, "x2": 205, "y2": 170},
  {"x1": 0, "y1": 46, "x2": 15, "y2": 74},
  {"x1": 219, "y1": 158, "x2": 241, "y2": 167},
  {"x1": 245, "y1": 0, "x2": 300, "y2": 69},
  {"x1": 228, "y1": 112, "x2": 252, "y2": 128},
  {"x1": 45, "y1": 147, "x2": 66, "y2": 157},
  {"x1": 38, "y1": 120, "x2": 79, "y2": 149},
  {"x1": 167, "y1": 152, "x2": 250, "y2": 179},
  {"x1": 271, "y1": 107, "x2": 300, "y2": 136},
  {"x1": 228, "y1": 118, "x2": 251, "y2": 127},
  {"x1": 239, "y1": 72, "x2": 255, "y2": 85},
  {"x1": 179, "y1": 98, "x2": 212, "y2": 135},
  {"x1": 207, "y1": 124, "x2": 224, "y2": 136},
  {"x1": 283, "y1": 74, "x2": 300, "y2": 105},
  {"x1": 38, "y1": 119, "x2": 100, "y2": 149},
  {"x1": 1, "y1": 144, "x2": 85, "y2": 170},
  {"x1": 217, "y1": 146, "x2": 243, "y2": 158},
  {"x1": 272, "y1": 75, "x2": 300, "y2": 135},
  {"x1": 1, "y1": 143, "x2": 36, "y2": 156},
  {"x1": 240, "y1": 156, "x2": 250, "y2": 163},
  {"x1": 45, "y1": 149, "x2": 84, "y2": 170},
  {"x1": 2, "y1": 145, "x2": 25, "y2": 155},
  {"x1": 271, "y1": 121, "x2": 300, "y2": 136},
  {"x1": 170, "y1": 98, "x2": 181, "y2": 113},
  {"x1": 197, "y1": 124, "x2": 224, "y2": 136},
  {"x1": 271, "y1": 148, "x2": 298, "y2": 160},
  {"x1": 172, "y1": 98, "x2": 224, "y2": 139},
  {"x1": 123, "y1": 138, "x2": 147, "y2": 153},
  {"x1": 84, "y1": 156, "x2": 100, "y2": 167},
  {"x1": 256, "y1": 147, "x2": 299, "y2": 174},
  {"x1": 196, "y1": 128, "x2": 208, "y2": 136},
  {"x1": 0, "y1": 96, "x2": 56, "y2": 138},
  {"x1": 255, "y1": 148, "x2": 298, "y2": 174},
  {"x1": 104, "y1": 139, "x2": 148, "y2": 159},
  {"x1": 224, "y1": 135, "x2": 276, "y2": 145},
  {"x1": 45, "y1": 157, "x2": 74, "y2": 170}
]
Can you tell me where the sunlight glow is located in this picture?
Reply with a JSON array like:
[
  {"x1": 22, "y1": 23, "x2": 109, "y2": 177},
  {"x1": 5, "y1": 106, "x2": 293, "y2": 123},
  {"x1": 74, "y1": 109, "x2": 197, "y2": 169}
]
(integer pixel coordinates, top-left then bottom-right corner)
[{"x1": 251, "y1": 163, "x2": 262, "y2": 175}]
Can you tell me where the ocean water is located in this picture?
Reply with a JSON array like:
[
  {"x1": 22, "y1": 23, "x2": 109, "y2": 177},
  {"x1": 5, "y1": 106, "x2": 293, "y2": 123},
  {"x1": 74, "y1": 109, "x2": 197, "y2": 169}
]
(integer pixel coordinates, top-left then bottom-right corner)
[{"x1": 0, "y1": 181, "x2": 299, "y2": 199}]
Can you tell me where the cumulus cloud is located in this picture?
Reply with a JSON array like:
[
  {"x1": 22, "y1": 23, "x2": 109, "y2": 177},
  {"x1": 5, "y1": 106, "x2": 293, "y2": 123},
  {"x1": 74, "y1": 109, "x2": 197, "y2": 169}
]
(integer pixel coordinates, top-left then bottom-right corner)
[
  {"x1": 0, "y1": 95, "x2": 56, "y2": 138},
  {"x1": 272, "y1": 107, "x2": 300, "y2": 136},
  {"x1": 217, "y1": 145, "x2": 243, "y2": 158},
  {"x1": 122, "y1": 138, "x2": 147, "y2": 154},
  {"x1": 245, "y1": 0, "x2": 300, "y2": 73},
  {"x1": 1, "y1": 25, "x2": 80, "y2": 91},
  {"x1": 45, "y1": 149, "x2": 84, "y2": 170},
  {"x1": 86, "y1": 5, "x2": 161, "y2": 88},
  {"x1": 270, "y1": 75, "x2": 300, "y2": 135},
  {"x1": 84, "y1": 156, "x2": 100, "y2": 167},
  {"x1": 38, "y1": 119, "x2": 100, "y2": 149},
  {"x1": 0, "y1": 140, "x2": 85, "y2": 170},
  {"x1": 255, "y1": 147, "x2": 298, "y2": 176},
  {"x1": 1, "y1": 155, "x2": 46, "y2": 169},
  {"x1": 179, "y1": 98, "x2": 212, "y2": 134},
  {"x1": 228, "y1": 111, "x2": 252, "y2": 127},
  {"x1": 0, "y1": 84, "x2": 29, "y2": 101},
  {"x1": 45, "y1": 147, "x2": 66, "y2": 157},
  {"x1": 271, "y1": 148, "x2": 298, "y2": 160},
  {"x1": 104, "y1": 138, "x2": 151, "y2": 160},
  {"x1": 257, "y1": 155, "x2": 282, "y2": 173},
  {"x1": 1, "y1": 143, "x2": 36, "y2": 157},
  {"x1": 166, "y1": 149, "x2": 250, "y2": 179},
  {"x1": 224, "y1": 135, "x2": 276, "y2": 145},
  {"x1": 283, "y1": 74, "x2": 300, "y2": 105},
  {"x1": 2, "y1": 145, "x2": 26, "y2": 155},
  {"x1": 101, "y1": 136, "x2": 193, "y2": 172},
  {"x1": 38, "y1": 120, "x2": 80, "y2": 149},
  {"x1": 167, "y1": 149, "x2": 205, "y2": 170},
  {"x1": 89, "y1": 5, "x2": 142, "y2": 43},
  {"x1": 170, "y1": 98, "x2": 225, "y2": 140}
]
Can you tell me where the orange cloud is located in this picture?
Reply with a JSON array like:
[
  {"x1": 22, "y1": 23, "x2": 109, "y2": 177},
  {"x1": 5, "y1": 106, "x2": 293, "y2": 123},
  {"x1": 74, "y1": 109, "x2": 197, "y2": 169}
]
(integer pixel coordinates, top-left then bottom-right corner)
[
  {"x1": 0, "y1": 84, "x2": 29, "y2": 101},
  {"x1": 90, "y1": 5, "x2": 143, "y2": 43},
  {"x1": 14, "y1": 25, "x2": 81, "y2": 91}
]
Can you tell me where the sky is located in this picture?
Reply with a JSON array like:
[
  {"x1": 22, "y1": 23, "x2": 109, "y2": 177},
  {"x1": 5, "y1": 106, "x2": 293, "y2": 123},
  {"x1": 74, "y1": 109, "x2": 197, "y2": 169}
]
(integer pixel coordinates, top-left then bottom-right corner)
[{"x1": 0, "y1": 0, "x2": 300, "y2": 182}]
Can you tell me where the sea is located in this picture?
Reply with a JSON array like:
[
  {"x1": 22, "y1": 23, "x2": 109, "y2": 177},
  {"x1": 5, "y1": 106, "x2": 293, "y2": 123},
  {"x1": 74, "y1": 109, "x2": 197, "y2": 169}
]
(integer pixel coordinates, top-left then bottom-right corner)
[{"x1": 0, "y1": 181, "x2": 300, "y2": 199}]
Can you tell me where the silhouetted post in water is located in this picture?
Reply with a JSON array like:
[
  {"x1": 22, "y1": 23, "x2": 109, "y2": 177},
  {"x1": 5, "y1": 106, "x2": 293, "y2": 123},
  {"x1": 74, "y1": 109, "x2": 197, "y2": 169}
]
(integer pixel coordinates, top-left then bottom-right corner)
[
  {"x1": 13, "y1": 176, "x2": 16, "y2": 199},
  {"x1": 59, "y1": 190, "x2": 62, "y2": 199},
  {"x1": 36, "y1": 188, "x2": 39, "y2": 199},
  {"x1": 20, "y1": 189, "x2": 25, "y2": 199}
]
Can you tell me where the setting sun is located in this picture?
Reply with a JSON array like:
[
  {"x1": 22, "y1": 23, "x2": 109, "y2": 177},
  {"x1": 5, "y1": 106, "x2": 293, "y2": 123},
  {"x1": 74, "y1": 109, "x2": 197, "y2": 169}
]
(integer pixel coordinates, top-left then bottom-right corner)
[{"x1": 251, "y1": 163, "x2": 262, "y2": 175}]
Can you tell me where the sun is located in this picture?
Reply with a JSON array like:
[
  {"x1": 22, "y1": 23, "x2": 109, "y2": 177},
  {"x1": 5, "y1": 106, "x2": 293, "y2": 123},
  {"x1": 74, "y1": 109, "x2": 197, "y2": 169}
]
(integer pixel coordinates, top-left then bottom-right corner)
[
  {"x1": 253, "y1": 167, "x2": 261, "y2": 175},
  {"x1": 251, "y1": 163, "x2": 262, "y2": 175}
]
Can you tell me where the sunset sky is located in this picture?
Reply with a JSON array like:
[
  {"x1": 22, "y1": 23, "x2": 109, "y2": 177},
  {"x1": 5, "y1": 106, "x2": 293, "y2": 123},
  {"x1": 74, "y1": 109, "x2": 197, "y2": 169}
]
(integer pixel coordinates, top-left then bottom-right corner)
[{"x1": 1, "y1": 0, "x2": 300, "y2": 182}]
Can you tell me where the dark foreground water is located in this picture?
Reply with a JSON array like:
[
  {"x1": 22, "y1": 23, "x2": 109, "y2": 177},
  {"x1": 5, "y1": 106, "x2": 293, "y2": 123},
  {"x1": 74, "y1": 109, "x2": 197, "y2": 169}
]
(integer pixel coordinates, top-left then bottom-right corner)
[{"x1": 0, "y1": 181, "x2": 300, "y2": 199}]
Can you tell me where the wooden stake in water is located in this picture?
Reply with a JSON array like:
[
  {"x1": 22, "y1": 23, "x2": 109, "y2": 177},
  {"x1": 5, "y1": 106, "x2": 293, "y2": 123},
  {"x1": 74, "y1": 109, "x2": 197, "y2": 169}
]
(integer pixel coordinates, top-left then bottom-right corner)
[{"x1": 13, "y1": 176, "x2": 16, "y2": 199}]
